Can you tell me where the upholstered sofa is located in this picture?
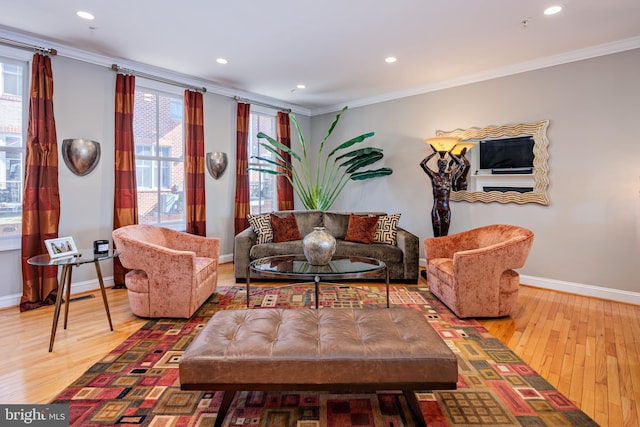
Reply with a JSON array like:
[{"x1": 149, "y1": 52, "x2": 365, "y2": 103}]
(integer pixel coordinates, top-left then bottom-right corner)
[
  {"x1": 112, "y1": 224, "x2": 220, "y2": 318},
  {"x1": 425, "y1": 224, "x2": 534, "y2": 318},
  {"x1": 234, "y1": 210, "x2": 419, "y2": 282}
]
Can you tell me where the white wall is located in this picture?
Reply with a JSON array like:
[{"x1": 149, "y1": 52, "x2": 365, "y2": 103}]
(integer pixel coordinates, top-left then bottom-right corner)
[
  {"x1": 311, "y1": 49, "x2": 640, "y2": 299},
  {"x1": 1, "y1": 48, "x2": 638, "y2": 308},
  {"x1": 0, "y1": 54, "x2": 311, "y2": 308}
]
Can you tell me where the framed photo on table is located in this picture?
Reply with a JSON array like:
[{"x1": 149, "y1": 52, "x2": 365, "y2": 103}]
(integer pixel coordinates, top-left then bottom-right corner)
[{"x1": 44, "y1": 236, "x2": 78, "y2": 259}]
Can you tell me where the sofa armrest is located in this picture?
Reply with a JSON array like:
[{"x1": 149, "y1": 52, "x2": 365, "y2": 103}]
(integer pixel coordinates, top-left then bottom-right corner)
[
  {"x1": 396, "y1": 227, "x2": 419, "y2": 281},
  {"x1": 234, "y1": 227, "x2": 257, "y2": 279}
]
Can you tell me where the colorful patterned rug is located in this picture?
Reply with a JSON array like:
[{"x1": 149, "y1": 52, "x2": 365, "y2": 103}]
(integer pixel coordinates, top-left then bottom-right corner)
[{"x1": 51, "y1": 285, "x2": 599, "y2": 426}]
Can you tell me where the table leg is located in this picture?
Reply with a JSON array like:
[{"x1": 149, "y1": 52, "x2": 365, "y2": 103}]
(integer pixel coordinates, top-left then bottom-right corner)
[
  {"x1": 314, "y1": 275, "x2": 320, "y2": 309},
  {"x1": 246, "y1": 266, "x2": 251, "y2": 308},
  {"x1": 63, "y1": 265, "x2": 73, "y2": 329},
  {"x1": 49, "y1": 264, "x2": 70, "y2": 352},
  {"x1": 386, "y1": 266, "x2": 390, "y2": 308},
  {"x1": 94, "y1": 261, "x2": 114, "y2": 331}
]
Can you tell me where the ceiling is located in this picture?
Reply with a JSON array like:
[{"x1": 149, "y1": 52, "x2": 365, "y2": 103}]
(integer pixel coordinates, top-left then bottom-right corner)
[{"x1": 1, "y1": 0, "x2": 639, "y2": 115}]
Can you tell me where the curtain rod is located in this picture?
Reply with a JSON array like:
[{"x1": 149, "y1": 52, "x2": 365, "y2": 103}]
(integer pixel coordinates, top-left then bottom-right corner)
[
  {"x1": 0, "y1": 37, "x2": 57, "y2": 56},
  {"x1": 111, "y1": 64, "x2": 206, "y2": 93},
  {"x1": 233, "y1": 96, "x2": 291, "y2": 113}
]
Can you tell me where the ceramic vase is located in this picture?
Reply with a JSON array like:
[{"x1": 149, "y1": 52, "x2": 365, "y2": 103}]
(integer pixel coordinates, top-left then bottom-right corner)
[{"x1": 303, "y1": 227, "x2": 336, "y2": 265}]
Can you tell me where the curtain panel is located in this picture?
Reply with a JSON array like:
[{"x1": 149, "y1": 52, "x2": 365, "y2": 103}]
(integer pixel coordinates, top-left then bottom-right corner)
[
  {"x1": 113, "y1": 73, "x2": 138, "y2": 286},
  {"x1": 20, "y1": 53, "x2": 61, "y2": 312},
  {"x1": 276, "y1": 111, "x2": 294, "y2": 211},
  {"x1": 234, "y1": 103, "x2": 250, "y2": 235},
  {"x1": 184, "y1": 90, "x2": 206, "y2": 236}
]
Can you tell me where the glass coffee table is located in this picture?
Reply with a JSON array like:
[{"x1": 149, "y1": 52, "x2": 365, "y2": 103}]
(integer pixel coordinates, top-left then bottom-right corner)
[{"x1": 247, "y1": 255, "x2": 389, "y2": 309}]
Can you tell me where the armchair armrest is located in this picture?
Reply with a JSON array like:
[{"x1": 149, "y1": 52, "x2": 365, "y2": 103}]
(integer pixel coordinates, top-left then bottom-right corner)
[{"x1": 164, "y1": 229, "x2": 220, "y2": 259}]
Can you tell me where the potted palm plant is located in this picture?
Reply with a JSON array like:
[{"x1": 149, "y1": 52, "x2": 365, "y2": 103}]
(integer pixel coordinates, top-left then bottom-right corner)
[{"x1": 248, "y1": 106, "x2": 392, "y2": 210}]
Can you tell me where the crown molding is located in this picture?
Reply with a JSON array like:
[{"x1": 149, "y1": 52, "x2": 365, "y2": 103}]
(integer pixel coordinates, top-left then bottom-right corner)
[{"x1": 312, "y1": 36, "x2": 640, "y2": 116}]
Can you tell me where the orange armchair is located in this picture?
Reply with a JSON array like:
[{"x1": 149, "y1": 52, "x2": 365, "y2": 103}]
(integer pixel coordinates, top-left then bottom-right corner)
[
  {"x1": 112, "y1": 224, "x2": 220, "y2": 318},
  {"x1": 425, "y1": 224, "x2": 534, "y2": 318}
]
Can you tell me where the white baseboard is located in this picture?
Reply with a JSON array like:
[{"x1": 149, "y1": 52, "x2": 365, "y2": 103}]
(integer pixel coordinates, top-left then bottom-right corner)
[
  {"x1": 4, "y1": 257, "x2": 637, "y2": 310},
  {"x1": 0, "y1": 275, "x2": 116, "y2": 310},
  {"x1": 520, "y1": 274, "x2": 640, "y2": 305},
  {"x1": 0, "y1": 253, "x2": 237, "y2": 310},
  {"x1": 419, "y1": 259, "x2": 640, "y2": 305}
]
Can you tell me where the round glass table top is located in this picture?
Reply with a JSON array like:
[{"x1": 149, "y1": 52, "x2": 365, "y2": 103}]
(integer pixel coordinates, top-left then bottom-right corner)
[
  {"x1": 27, "y1": 249, "x2": 119, "y2": 266},
  {"x1": 249, "y1": 255, "x2": 385, "y2": 276}
]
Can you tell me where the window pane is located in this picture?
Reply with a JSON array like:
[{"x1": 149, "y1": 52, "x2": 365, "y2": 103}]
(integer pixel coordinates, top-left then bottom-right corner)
[
  {"x1": 249, "y1": 112, "x2": 277, "y2": 214},
  {"x1": 133, "y1": 87, "x2": 185, "y2": 229},
  {"x1": 0, "y1": 58, "x2": 25, "y2": 250}
]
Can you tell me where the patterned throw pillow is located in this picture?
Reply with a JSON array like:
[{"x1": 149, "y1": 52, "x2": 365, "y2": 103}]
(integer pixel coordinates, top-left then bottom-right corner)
[
  {"x1": 247, "y1": 213, "x2": 273, "y2": 244},
  {"x1": 345, "y1": 214, "x2": 379, "y2": 244},
  {"x1": 374, "y1": 213, "x2": 401, "y2": 245},
  {"x1": 270, "y1": 213, "x2": 301, "y2": 243}
]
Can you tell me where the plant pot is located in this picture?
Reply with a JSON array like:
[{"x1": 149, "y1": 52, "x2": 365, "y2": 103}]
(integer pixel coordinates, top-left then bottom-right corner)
[{"x1": 303, "y1": 227, "x2": 336, "y2": 266}]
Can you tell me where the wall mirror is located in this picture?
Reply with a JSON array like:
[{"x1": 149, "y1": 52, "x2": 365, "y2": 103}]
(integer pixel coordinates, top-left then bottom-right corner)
[{"x1": 437, "y1": 120, "x2": 550, "y2": 205}]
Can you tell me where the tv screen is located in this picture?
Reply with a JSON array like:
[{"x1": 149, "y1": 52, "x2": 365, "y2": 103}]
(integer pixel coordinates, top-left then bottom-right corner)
[{"x1": 479, "y1": 136, "x2": 534, "y2": 170}]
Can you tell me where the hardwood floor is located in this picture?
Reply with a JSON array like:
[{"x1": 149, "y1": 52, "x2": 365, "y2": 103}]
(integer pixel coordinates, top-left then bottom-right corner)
[{"x1": 0, "y1": 262, "x2": 638, "y2": 427}]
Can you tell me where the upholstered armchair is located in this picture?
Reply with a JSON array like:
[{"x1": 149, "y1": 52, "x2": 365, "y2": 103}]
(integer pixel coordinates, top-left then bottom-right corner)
[
  {"x1": 112, "y1": 224, "x2": 220, "y2": 318},
  {"x1": 425, "y1": 224, "x2": 534, "y2": 318}
]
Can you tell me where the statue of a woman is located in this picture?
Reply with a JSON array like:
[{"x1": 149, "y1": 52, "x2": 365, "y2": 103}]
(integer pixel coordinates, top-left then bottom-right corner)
[{"x1": 420, "y1": 147, "x2": 462, "y2": 237}]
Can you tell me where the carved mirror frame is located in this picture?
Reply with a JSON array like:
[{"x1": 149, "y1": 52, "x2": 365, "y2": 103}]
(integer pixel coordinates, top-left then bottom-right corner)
[{"x1": 437, "y1": 120, "x2": 550, "y2": 205}]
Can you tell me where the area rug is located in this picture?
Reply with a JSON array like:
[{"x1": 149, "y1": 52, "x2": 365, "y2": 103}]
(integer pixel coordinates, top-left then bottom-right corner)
[{"x1": 51, "y1": 285, "x2": 599, "y2": 426}]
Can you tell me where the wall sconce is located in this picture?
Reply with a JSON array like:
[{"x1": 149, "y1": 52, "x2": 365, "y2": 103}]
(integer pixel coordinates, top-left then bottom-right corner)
[
  {"x1": 206, "y1": 152, "x2": 228, "y2": 179},
  {"x1": 61, "y1": 138, "x2": 101, "y2": 176}
]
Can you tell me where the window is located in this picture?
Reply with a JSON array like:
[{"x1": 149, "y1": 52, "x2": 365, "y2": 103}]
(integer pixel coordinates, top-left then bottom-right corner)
[
  {"x1": 0, "y1": 57, "x2": 26, "y2": 251},
  {"x1": 133, "y1": 87, "x2": 185, "y2": 229},
  {"x1": 248, "y1": 109, "x2": 277, "y2": 214}
]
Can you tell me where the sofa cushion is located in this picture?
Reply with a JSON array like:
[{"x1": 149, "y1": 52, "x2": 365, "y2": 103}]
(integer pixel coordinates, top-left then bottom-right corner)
[
  {"x1": 270, "y1": 213, "x2": 301, "y2": 243},
  {"x1": 334, "y1": 240, "x2": 404, "y2": 263},
  {"x1": 250, "y1": 241, "x2": 305, "y2": 259},
  {"x1": 345, "y1": 214, "x2": 379, "y2": 244},
  {"x1": 323, "y1": 212, "x2": 350, "y2": 239},
  {"x1": 247, "y1": 213, "x2": 273, "y2": 244},
  {"x1": 373, "y1": 213, "x2": 401, "y2": 245},
  {"x1": 292, "y1": 210, "x2": 323, "y2": 237}
]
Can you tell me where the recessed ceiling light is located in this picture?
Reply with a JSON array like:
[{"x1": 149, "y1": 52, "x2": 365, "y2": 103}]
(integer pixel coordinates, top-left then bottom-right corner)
[
  {"x1": 216, "y1": 58, "x2": 228, "y2": 65},
  {"x1": 385, "y1": 57, "x2": 397, "y2": 63},
  {"x1": 544, "y1": 6, "x2": 562, "y2": 15},
  {"x1": 76, "y1": 11, "x2": 95, "y2": 20},
  {"x1": 296, "y1": 84, "x2": 306, "y2": 89}
]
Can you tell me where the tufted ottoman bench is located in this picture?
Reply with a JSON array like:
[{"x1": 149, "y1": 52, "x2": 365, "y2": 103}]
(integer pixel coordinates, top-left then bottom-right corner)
[{"x1": 179, "y1": 308, "x2": 458, "y2": 427}]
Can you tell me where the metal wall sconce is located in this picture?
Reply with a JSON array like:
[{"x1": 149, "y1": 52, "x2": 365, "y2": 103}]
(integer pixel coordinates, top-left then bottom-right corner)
[
  {"x1": 62, "y1": 138, "x2": 101, "y2": 176},
  {"x1": 206, "y1": 152, "x2": 228, "y2": 179}
]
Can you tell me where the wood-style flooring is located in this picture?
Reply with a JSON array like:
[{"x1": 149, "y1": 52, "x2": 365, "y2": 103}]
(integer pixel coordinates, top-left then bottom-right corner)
[{"x1": 0, "y1": 262, "x2": 638, "y2": 427}]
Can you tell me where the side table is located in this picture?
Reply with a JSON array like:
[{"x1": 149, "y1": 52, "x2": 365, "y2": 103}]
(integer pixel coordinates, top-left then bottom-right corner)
[{"x1": 27, "y1": 249, "x2": 119, "y2": 352}]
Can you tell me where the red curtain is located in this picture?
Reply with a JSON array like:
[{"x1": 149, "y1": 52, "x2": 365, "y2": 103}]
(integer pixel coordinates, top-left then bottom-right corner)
[
  {"x1": 234, "y1": 103, "x2": 250, "y2": 235},
  {"x1": 184, "y1": 90, "x2": 206, "y2": 236},
  {"x1": 276, "y1": 111, "x2": 294, "y2": 210},
  {"x1": 113, "y1": 73, "x2": 138, "y2": 286},
  {"x1": 20, "y1": 53, "x2": 61, "y2": 312}
]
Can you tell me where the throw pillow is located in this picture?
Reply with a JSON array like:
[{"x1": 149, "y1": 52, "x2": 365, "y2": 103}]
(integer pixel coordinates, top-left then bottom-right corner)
[
  {"x1": 247, "y1": 213, "x2": 273, "y2": 244},
  {"x1": 270, "y1": 213, "x2": 301, "y2": 243},
  {"x1": 345, "y1": 214, "x2": 379, "y2": 244},
  {"x1": 374, "y1": 213, "x2": 401, "y2": 245}
]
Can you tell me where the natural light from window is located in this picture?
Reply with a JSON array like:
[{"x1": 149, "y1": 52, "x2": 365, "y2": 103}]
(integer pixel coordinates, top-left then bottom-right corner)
[
  {"x1": 248, "y1": 110, "x2": 277, "y2": 214},
  {"x1": 0, "y1": 58, "x2": 26, "y2": 251},
  {"x1": 133, "y1": 87, "x2": 185, "y2": 230}
]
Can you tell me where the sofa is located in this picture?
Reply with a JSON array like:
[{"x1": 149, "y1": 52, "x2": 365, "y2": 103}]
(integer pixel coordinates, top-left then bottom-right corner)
[
  {"x1": 112, "y1": 224, "x2": 220, "y2": 318},
  {"x1": 425, "y1": 224, "x2": 534, "y2": 318},
  {"x1": 234, "y1": 210, "x2": 419, "y2": 282}
]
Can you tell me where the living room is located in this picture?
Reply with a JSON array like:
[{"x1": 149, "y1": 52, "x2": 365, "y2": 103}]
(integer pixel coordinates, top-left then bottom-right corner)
[{"x1": 0, "y1": 2, "x2": 639, "y2": 426}]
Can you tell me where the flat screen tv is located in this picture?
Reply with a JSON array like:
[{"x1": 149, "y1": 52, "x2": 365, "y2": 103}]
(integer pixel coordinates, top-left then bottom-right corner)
[{"x1": 479, "y1": 136, "x2": 534, "y2": 172}]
